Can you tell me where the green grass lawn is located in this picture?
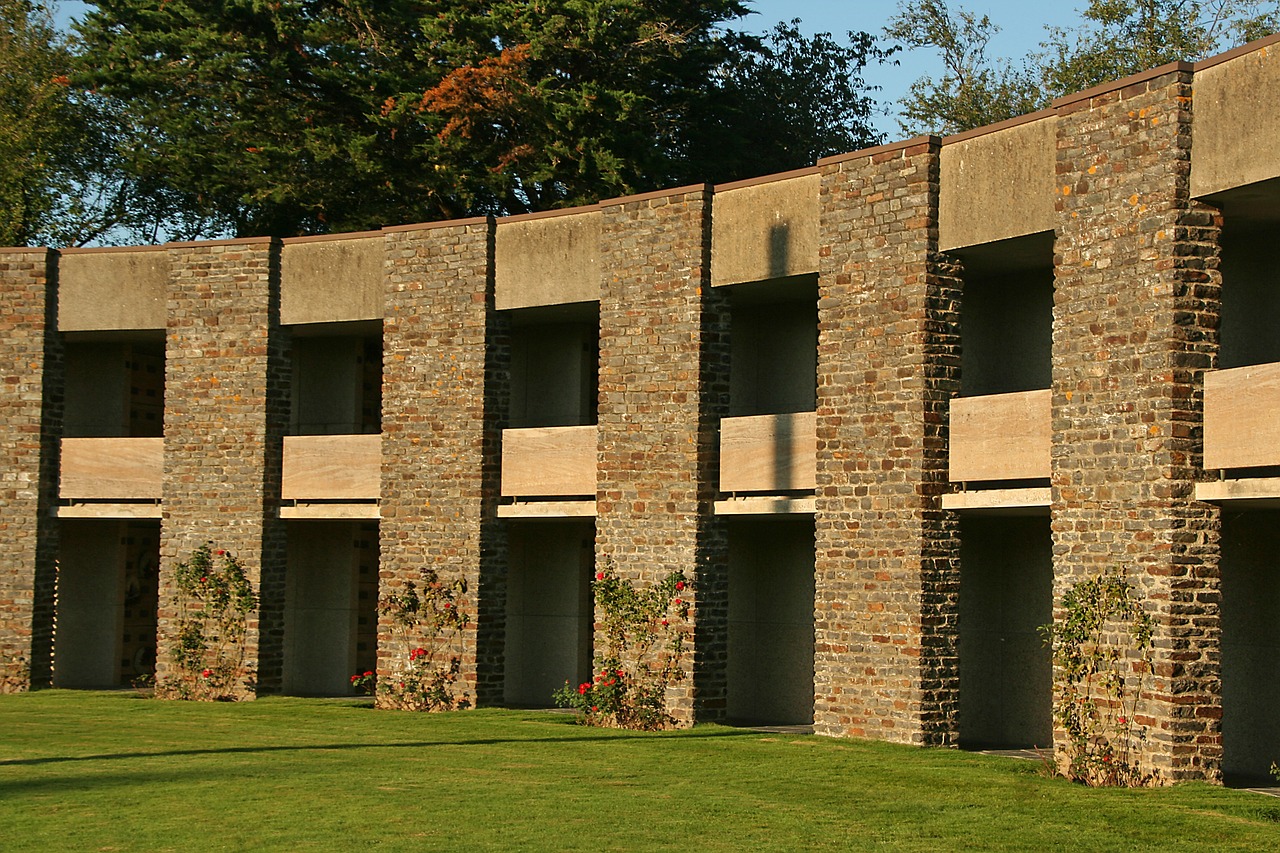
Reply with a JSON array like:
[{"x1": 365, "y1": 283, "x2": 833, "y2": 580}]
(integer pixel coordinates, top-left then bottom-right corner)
[{"x1": 2, "y1": 691, "x2": 1277, "y2": 851}]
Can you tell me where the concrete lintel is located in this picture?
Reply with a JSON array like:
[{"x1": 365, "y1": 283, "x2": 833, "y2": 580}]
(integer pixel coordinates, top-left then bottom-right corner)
[
  {"x1": 279, "y1": 503, "x2": 381, "y2": 520},
  {"x1": 713, "y1": 496, "x2": 816, "y2": 515},
  {"x1": 498, "y1": 500, "x2": 597, "y2": 519},
  {"x1": 56, "y1": 502, "x2": 162, "y2": 519},
  {"x1": 941, "y1": 487, "x2": 1051, "y2": 514},
  {"x1": 1196, "y1": 478, "x2": 1280, "y2": 506}
]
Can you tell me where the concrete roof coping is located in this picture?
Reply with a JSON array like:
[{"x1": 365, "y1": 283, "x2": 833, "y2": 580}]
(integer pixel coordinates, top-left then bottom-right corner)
[
  {"x1": 713, "y1": 165, "x2": 821, "y2": 193},
  {"x1": 599, "y1": 182, "x2": 712, "y2": 206},
  {"x1": 1193, "y1": 31, "x2": 1280, "y2": 71},
  {"x1": 498, "y1": 202, "x2": 603, "y2": 224},
  {"x1": 816, "y1": 135, "x2": 941, "y2": 167},
  {"x1": 281, "y1": 229, "x2": 383, "y2": 245},
  {"x1": 382, "y1": 215, "x2": 491, "y2": 234},
  {"x1": 1051, "y1": 60, "x2": 1194, "y2": 110},
  {"x1": 941, "y1": 108, "x2": 1058, "y2": 146},
  {"x1": 59, "y1": 244, "x2": 167, "y2": 255},
  {"x1": 0, "y1": 245, "x2": 53, "y2": 254},
  {"x1": 165, "y1": 236, "x2": 278, "y2": 249}
]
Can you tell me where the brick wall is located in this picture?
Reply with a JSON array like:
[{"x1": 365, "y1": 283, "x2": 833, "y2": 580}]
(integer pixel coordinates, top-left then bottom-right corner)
[
  {"x1": 380, "y1": 219, "x2": 508, "y2": 707},
  {"x1": 1052, "y1": 65, "x2": 1223, "y2": 782},
  {"x1": 597, "y1": 187, "x2": 730, "y2": 725},
  {"x1": 0, "y1": 249, "x2": 60, "y2": 691},
  {"x1": 813, "y1": 139, "x2": 962, "y2": 745},
  {"x1": 159, "y1": 239, "x2": 289, "y2": 697}
]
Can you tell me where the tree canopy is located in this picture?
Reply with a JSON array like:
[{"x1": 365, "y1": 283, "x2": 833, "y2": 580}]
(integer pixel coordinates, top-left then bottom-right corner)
[
  {"x1": 64, "y1": 1, "x2": 884, "y2": 241},
  {"x1": 889, "y1": 0, "x2": 1280, "y2": 136}
]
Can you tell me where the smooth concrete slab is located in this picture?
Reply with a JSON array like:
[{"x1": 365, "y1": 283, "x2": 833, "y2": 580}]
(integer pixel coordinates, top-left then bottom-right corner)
[
  {"x1": 942, "y1": 487, "x2": 1052, "y2": 513},
  {"x1": 60, "y1": 437, "x2": 163, "y2": 501},
  {"x1": 1192, "y1": 41, "x2": 1280, "y2": 198},
  {"x1": 279, "y1": 503, "x2": 380, "y2": 520},
  {"x1": 501, "y1": 426, "x2": 597, "y2": 497},
  {"x1": 714, "y1": 497, "x2": 816, "y2": 515},
  {"x1": 1196, "y1": 478, "x2": 1280, "y2": 507},
  {"x1": 280, "y1": 234, "x2": 383, "y2": 324},
  {"x1": 498, "y1": 501, "x2": 597, "y2": 519},
  {"x1": 940, "y1": 115, "x2": 1056, "y2": 251},
  {"x1": 712, "y1": 171, "x2": 819, "y2": 286},
  {"x1": 495, "y1": 209, "x2": 601, "y2": 310},
  {"x1": 58, "y1": 248, "x2": 167, "y2": 331},
  {"x1": 720, "y1": 412, "x2": 816, "y2": 493},
  {"x1": 281, "y1": 434, "x2": 381, "y2": 501},
  {"x1": 1203, "y1": 362, "x2": 1280, "y2": 470},
  {"x1": 57, "y1": 503, "x2": 162, "y2": 519}
]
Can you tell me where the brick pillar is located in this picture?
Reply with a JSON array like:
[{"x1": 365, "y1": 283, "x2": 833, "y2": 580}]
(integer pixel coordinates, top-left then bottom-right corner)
[
  {"x1": 813, "y1": 138, "x2": 962, "y2": 745},
  {"x1": 159, "y1": 239, "x2": 289, "y2": 697},
  {"x1": 0, "y1": 248, "x2": 60, "y2": 691},
  {"x1": 597, "y1": 186, "x2": 730, "y2": 726},
  {"x1": 1052, "y1": 64, "x2": 1222, "y2": 782},
  {"x1": 380, "y1": 218, "x2": 508, "y2": 708}
]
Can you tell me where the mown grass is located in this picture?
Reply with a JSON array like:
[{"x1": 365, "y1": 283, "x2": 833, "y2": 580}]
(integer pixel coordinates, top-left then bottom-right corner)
[{"x1": 2, "y1": 691, "x2": 1278, "y2": 851}]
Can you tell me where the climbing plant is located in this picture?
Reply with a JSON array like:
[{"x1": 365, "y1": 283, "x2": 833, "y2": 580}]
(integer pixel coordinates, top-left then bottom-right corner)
[{"x1": 371, "y1": 568, "x2": 471, "y2": 711}]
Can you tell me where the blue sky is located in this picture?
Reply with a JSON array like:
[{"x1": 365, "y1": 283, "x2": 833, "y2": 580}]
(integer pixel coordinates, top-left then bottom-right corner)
[{"x1": 56, "y1": 0, "x2": 1083, "y2": 136}]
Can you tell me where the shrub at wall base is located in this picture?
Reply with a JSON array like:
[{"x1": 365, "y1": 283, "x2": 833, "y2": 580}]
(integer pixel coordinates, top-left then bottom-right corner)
[
  {"x1": 1041, "y1": 569, "x2": 1156, "y2": 786},
  {"x1": 367, "y1": 568, "x2": 471, "y2": 711},
  {"x1": 157, "y1": 543, "x2": 257, "y2": 701},
  {"x1": 554, "y1": 561, "x2": 692, "y2": 730}
]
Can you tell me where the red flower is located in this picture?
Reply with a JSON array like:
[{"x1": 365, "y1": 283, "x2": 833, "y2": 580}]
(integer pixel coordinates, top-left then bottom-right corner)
[
  {"x1": 674, "y1": 598, "x2": 683, "y2": 607},
  {"x1": 596, "y1": 572, "x2": 605, "y2": 581},
  {"x1": 591, "y1": 706, "x2": 598, "y2": 712},
  {"x1": 350, "y1": 674, "x2": 359, "y2": 682},
  {"x1": 364, "y1": 671, "x2": 373, "y2": 677},
  {"x1": 201, "y1": 669, "x2": 212, "y2": 678},
  {"x1": 578, "y1": 682, "x2": 590, "y2": 695},
  {"x1": 615, "y1": 669, "x2": 623, "y2": 677},
  {"x1": 662, "y1": 619, "x2": 669, "y2": 627},
  {"x1": 1117, "y1": 716, "x2": 1127, "y2": 725},
  {"x1": 675, "y1": 581, "x2": 685, "y2": 591},
  {"x1": 410, "y1": 647, "x2": 427, "y2": 661},
  {"x1": 215, "y1": 550, "x2": 225, "y2": 556}
]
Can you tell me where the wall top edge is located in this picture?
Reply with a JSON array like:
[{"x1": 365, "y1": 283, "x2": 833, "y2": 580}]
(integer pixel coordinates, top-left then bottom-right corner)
[
  {"x1": 816, "y1": 135, "x2": 941, "y2": 167},
  {"x1": 713, "y1": 165, "x2": 821, "y2": 192},
  {"x1": 0, "y1": 245, "x2": 54, "y2": 255},
  {"x1": 382, "y1": 215, "x2": 491, "y2": 234},
  {"x1": 166, "y1": 236, "x2": 278, "y2": 249},
  {"x1": 599, "y1": 182, "x2": 712, "y2": 207},
  {"x1": 941, "y1": 108, "x2": 1058, "y2": 146},
  {"x1": 59, "y1": 244, "x2": 167, "y2": 255},
  {"x1": 281, "y1": 229, "x2": 383, "y2": 245},
  {"x1": 499, "y1": 202, "x2": 603, "y2": 224},
  {"x1": 1051, "y1": 60, "x2": 1193, "y2": 109},
  {"x1": 1193, "y1": 31, "x2": 1280, "y2": 72}
]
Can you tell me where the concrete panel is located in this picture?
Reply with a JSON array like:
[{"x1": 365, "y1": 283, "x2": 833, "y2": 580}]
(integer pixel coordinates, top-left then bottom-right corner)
[
  {"x1": 58, "y1": 249, "x2": 167, "y2": 331},
  {"x1": 1192, "y1": 44, "x2": 1280, "y2": 198},
  {"x1": 720, "y1": 413, "x2": 816, "y2": 493},
  {"x1": 504, "y1": 521, "x2": 593, "y2": 705},
  {"x1": 1204, "y1": 362, "x2": 1280, "y2": 470},
  {"x1": 53, "y1": 520, "x2": 125, "y2": 688},
  {"x1": 281, "y1": 434, "x2": 381, "y2": 501},
  {"x1": 958, "y1": 515, "x2": 1053, "y2": 749},
  {"x1": 949, "y1": 390, "x2": 1052, "y2": 482},
  {"x1": 280, "y1": 235, "x2": 383, "y2": 324},
  {"x1": 939, "y1": 116, "x2": 1056, "y2": 251},
  {"x1": 495, "y1": 210, "x2": 601, "y2": 310},
  {"x1": 291, "y1": 336, "x2": 365, "y2": 434},
  {"x1": 64, "y1": 343, "x2": 130, "y2": 437},
  {"x1": 730, "y1": 300, "x2": 817, "y2": 416},
  {"x1": 727, "y1": 519, "x2": 815, "y2": 725},
  {"x1": 711, "y1": 172, "x2": 819, "y2": 286},
  {"x1": 283, "y1": 522, "x2": 360, "y2": 696},
  {"x1": 501, "y1": 426, "x2": 597, "y2": 497},
  {"x1": 60, "y1": 438, "x2": 163, "y2": 500},
  {"x1": 509, "y1": 323, "x2": 596, "y2": 427},
  {"x1": 1219, "y1": 510, "x2": 1280, "y2": 781}
]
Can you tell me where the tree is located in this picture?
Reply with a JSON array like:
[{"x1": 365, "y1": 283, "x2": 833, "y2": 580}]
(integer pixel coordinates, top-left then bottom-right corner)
[
  {"x1": 888, "y1": 0, "x2": 1280, "y2": 136},
  {"x1": 886, "y1": 0, "x2": 1043, "y2": 137},
  {"x1": 72, "y1": 1, "x2": 886, "y2": 239}
]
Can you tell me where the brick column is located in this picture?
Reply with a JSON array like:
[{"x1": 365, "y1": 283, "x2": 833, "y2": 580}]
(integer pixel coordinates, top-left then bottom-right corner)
[
  {"x1": 0, "y1": 248, "x2": 60, "y2": 691},
  {"x1": 380, "y1": 218, "x2": 508, "y2": 708},
  {"x1": 597, "y1": 186, "x2": 730, "y2": 726},
  {"x1": 813, "y1": 138, "x2": 962, "y2": 745},
  {"x1": 1052, "y1": 64, "x2": 1223, "y2": 782},
  {"x1": 159, "y1": 239, "x2": 289, "y2": 697}
]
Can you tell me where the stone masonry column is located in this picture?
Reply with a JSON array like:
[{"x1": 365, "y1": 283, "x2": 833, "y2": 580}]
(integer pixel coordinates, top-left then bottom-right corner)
[
  {"x1": 813, "y1": 138, "x2": 962, "y2": 744},
  {"x1": 1052, "y1": 64, "x2": 1223, "y2": 782},
  {"x1": 159, "y1": 239, "x2": 289, "y2": 697},
  {"x1": 380, "y1": 218, "x2": 508, "y2": 708},
  {"x1": 597, "y1": 186, "x2": 730, "y2": 726},
  {"x1": 0, "y1": 248, "x2": 60, "y2": 691}
]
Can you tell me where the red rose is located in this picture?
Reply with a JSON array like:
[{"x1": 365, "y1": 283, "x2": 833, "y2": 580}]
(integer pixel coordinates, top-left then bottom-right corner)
[
  {"x1": 662, "y1": 619, "x2": 669, "y2": 627},
  {"x1": 596, "y1": 572, "x2": 605, "y2": 581},
  {"x1": 201, "y1": 669, "x2": 212, "y2": 678},
  {"x1": 675, "y1": 581, "x2": 685, "y2": 591},
  {"x1": 674, "y1": 598, "x2": 682, "y2": 606},
  {"x1": 215, "y1": 550, "x2": 225, "y2": 556},
  {"x1": 591, "y1": 706, "x2": 598, "y2": 712},
  {"x1": 364, "y1": 671, "x2": 373, "y2": 677}
]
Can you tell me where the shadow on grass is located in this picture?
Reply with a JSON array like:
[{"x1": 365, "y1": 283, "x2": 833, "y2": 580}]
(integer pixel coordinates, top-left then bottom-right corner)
[{"x1": 0, "y1": 726, "x2": 757, "y2": 768}]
